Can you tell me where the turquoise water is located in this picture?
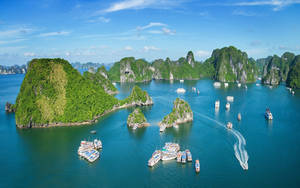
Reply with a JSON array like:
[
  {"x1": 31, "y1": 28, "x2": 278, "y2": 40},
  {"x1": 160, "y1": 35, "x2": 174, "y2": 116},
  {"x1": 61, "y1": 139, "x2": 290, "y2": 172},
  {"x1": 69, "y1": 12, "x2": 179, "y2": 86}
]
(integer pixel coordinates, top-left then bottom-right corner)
[{"x1": 1, "y1": 74, "x2": 300, "y2": 187}]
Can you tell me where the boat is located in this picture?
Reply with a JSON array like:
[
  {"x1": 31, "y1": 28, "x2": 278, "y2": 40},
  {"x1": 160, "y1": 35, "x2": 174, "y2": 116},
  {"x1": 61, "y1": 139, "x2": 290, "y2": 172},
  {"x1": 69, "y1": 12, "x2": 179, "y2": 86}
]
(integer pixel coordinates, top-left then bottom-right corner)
[
  {"x1": 224, "y1": 83, "x2": 229, "y2": 88},
  {"x1": 176, "y1": 88, "x2": 186, "y2": 93},
  {"x1": 197, "y1": 90, "x2": 200, "y2": 94},
  {"x1": 181, "y1": 151, "x2": 186, "y2": 163},
  {"x1": 192, "y1": 87, "x2": 196, "y2": 92},
  {"x1": 245, "y1": 85, "x2": 248, "y2": 89},
  {"x1": 173, "y1": 124, "x2": 179, "y2": 129},
  {"x1": 215, "y1": 100, "x2": 220, "y2": 110},
  {"x1": 148, "y1": 150, "x2": 161, "y2": 167},
  {"x1": 180, "y1": 79, "x2": 184, "y2": 83},
  {"x1": 225, "y1": 102, "x2": 230, "y2": 110},
  {"x1": 256, "y1": 83, "x2": 260, "y2": 86},
  {"x1": 90, "y1": 130, "x2": 96, "y2": 134},
  {"x1": 93, "y1": 139, "x2": 102, "y2": 149},
  {"x1": 227, "y1": 122, "x2": 233, "y2": 129},
  {"x1": 265, "y1": 108, "x2": 273, "y2": 120},
  {"x1": 258, "y1": 77, "x2": 262, "y2": 81},
  {"x1": 163, "y1": 143, "x2": 180, "y2": 152},
  {"x1": 292, "y1": 91, "x2": 295, "y2": 95},
  {"x1": 237, "y1": 83, "x2": 241, "y2": 87},
  {"x1": 237, "y1": 113, "x2": 242, "y2": 121},
  {"x1": 112, "y1": 82, "x2": 116, "y2": 86},
  {"x1": 213, "y1": 82, "x2": 221, "y2": 88},
  {"x1": 226, "y1": 96, "x2": 234, "y2": 102},
  {"x1": 195, "y1": 159, "x2": 200, "y2": 173},
  {"x1": 161, "y1": 151, "x2": 177, "y2": 161},
  {"x1": 160, "y1": 124, "x2": 166, "y2": 132},
  {"x1": 186, "y1": 149, "x2": 192, "y2": 162},
  {"x1": 177, "y1": 152, "x2": 182, "y2": 163}
]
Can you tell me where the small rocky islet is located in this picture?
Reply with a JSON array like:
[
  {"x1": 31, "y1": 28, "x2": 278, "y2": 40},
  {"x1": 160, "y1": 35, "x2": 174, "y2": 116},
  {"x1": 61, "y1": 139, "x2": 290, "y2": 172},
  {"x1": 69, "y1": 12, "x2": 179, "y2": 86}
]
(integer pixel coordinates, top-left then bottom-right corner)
[{"x1": 127, "y1": 108, "x2": 149, "y2": 129}]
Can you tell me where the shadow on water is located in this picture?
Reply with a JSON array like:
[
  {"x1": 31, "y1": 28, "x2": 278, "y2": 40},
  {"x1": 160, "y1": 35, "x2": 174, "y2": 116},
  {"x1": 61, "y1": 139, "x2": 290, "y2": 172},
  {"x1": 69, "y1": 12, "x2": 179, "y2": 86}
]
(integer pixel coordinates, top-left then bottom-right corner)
[
  {"x1": 162, "y1": 122, "x2": 193, "y2": 138},
  {"x1": 127, "y1": 126, "x2": 147, "y2": 140}
]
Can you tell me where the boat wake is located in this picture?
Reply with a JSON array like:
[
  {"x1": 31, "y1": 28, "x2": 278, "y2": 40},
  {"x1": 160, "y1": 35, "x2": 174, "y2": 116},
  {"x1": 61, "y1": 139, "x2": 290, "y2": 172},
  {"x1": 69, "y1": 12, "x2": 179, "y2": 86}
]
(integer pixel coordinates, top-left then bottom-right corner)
[{"x1": 194, "y1": 112, "x2": 249, "y2": 170}]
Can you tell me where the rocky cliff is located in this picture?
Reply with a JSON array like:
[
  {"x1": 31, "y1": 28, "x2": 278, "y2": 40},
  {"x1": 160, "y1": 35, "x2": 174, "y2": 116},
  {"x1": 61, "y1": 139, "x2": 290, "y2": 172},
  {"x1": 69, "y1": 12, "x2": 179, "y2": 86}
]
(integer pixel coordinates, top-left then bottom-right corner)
[
  {"x1": 262, "y1": 52, "x2": 295, "y2": 86},
  {"x1": 206, "y1": 46, "x2": 257, "y2": 83},
  {"x1": 286, "y1": 55, "x2": 300, "y2": 89},
  {"x1": 119, "y1": 86, "x2": 153, "y2": 106},
  {"x1": 127, "y1": 108, "x2": 149, "y2": 128},
  {"x1": 158, "y1": 98, "x2": 193, "y2": 128}
]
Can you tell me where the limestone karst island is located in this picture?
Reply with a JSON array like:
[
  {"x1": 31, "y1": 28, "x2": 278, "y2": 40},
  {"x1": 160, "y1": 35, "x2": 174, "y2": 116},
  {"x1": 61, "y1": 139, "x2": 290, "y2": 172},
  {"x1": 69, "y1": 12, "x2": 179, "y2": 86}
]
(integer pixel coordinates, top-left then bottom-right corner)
[{"x1": 1, "y1": 0, "x2": 300, "y2": 187}]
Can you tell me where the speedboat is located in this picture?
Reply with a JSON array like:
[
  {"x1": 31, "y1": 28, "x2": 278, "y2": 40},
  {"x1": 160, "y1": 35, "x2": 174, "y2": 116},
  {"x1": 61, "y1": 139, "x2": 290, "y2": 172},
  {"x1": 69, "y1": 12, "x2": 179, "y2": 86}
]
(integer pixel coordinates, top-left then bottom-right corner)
[
  {"x1": 227, "y1": 122, "x2": 233, "y2": 129},
  {"x1": 265, "y1": 108, "x2": 273, "y2": 120},
  {"x1": 195, "y1": 159, "x2": 200, "y2": 173}
]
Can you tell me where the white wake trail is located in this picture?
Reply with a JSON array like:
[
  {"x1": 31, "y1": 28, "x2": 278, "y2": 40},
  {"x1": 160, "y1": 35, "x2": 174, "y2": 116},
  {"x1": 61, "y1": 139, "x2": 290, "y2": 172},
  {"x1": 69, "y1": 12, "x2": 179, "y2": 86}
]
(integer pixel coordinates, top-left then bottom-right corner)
[{"x1": 194, "y1": 111, "x2": 249, "y2": 170}]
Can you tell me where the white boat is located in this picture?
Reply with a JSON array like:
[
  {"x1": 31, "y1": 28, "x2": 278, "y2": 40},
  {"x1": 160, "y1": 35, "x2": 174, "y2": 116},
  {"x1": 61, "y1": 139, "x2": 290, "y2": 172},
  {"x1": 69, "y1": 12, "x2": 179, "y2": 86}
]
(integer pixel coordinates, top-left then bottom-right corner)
[
  {"x1": 227, "y1": 122, "x2": 233, "y2": 129},
  {"x1": 93, "y1": 139, "x2": 102, "y2": 149},
  {"x1": 186, "y1": 149, "x2": 192, "y2": 162},
  {"x1": 224, "y1": 83, "x2": 229, "y2": 88},
  {"x1": 112, "y1": 82, "x2": 116, "y2": 86},
  {"x1": 213, "y1": 82, "x2": 221, "y2": 88},
  {"x1": 237, "y1": 83, "x2": 241, "y2": 87},
  {"x1": 256, "y1": 83, "x2": 260, "y2": 86},
  {"x1": 195, "y1": 159, "x2": 200, "y2": 173},
  {"x1": 197, "y1": 90, "x2": 200, "y2": 94},
  {"x1": 181, "y1": 152, "x2": 186, "y2": 163},
  {"x1": 148, "y1": 150, "x2": 161, "y2": 167},
  {"x1": 192, "y1": 87, "x2": 196, "y2": 92},
  {"x1": 173, "y1": 124, "x2": 179, "y2": 129},
  {"x1": 180, "y1": 79, "x2": 184, "y2": 83},
  {"x1": 225, "y1": 102, "x2": 230, "y2": 110},
  {"x1": 245, "y1": 85, "x2": 248, "y2": 89},
  {"x1": 160, "y1": 124, "x2": 166, "y2": 132},
  {"x1": 161, "y1": 152, "x2": 177, "y2": 161},
  {"x1": 226, "y1": 96, "x2": 234, "y2": 102},
  {"x1": 176, "y1": 88, "x2": 186, "y2": 93},
  {"x1": 258, "y1": 77, "x2": 262, "y2": 81},
  {"x1": 177, "y1": 152, "x2": 182, "y2": 163},
  {"x1": 163, "y1": 143, "x2": 180, "y2": 152},
  {"x1": 237, "y1": 113, "x2": 242, "y2": 121},
  {"x1": 215, "y1": 100, "x2": 220, "y2": 109},
  {"x1": 292, "y1": 91, "x2": 295, "y2": 95},
  {"x1": 265, "y1": 108, "x2": 273, "y2": 120}
]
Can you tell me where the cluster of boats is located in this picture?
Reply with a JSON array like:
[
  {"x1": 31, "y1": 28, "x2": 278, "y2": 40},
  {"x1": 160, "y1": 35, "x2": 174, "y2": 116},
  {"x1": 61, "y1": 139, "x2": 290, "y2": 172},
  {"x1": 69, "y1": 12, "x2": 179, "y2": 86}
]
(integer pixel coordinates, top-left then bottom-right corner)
[
  {"x1": 78, "y1": 139, "x2": 102, "y2": 163},
  {"x1": 148, "y1": 143, "x2": 200, "y2": 173}
]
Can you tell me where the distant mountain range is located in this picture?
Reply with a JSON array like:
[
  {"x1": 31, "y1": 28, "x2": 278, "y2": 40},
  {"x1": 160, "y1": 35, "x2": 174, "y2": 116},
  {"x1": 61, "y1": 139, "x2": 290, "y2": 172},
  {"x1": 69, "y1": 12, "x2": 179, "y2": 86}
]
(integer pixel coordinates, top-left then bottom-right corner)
[
  {"x1": 0, "y1": 65, "x2": 27, "y2": 75},
  {"x1": 71, "y1": 62, "x2": 113, "y2": 71}
]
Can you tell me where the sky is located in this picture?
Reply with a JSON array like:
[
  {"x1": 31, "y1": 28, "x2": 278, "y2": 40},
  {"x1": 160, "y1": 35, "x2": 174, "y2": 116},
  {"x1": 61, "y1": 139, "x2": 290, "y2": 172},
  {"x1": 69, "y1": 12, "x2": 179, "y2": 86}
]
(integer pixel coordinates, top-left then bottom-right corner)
[{"x1": 0, "y1": 0, "x2": 300, "y2": 65}]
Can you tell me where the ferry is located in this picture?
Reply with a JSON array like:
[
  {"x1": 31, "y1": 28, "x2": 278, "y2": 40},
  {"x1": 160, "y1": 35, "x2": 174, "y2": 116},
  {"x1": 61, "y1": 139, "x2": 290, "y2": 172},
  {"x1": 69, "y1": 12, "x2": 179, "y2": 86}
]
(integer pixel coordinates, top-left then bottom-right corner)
[
  {"x1": 227, "y1": 122, "x2": 233, "y2": 129},
  {"x1": 148, "y1": 150, "x2": 161, "y2": 167},
  {"x1": 215, "y1": 100, "x2": 220, "y2": 109},
  {"x1": 226, "y1": 96, "x2": 234, "y2": 102},
  {"x1": 161, "y1": 151, "x2": 177, "y2": 161},
  {"x1": 177, "y1": 152, "x2": 182, "y2": 163},
  {"x1": 186, "y1": 149, "x2": 192, "y2": 162},
  {"x1": 195, "y1": 159, "x2": 200, "y2": 173},
  {"x1": 265, "y1": 108, "x2": 273, "y2": 120},
  {"x1": 225, "y1": 102, "x2": 230, "y2": 110},
  {"x1": 176, "y1": 88, "x2": 186, "y2": 93},
  {"x1": 237, "y1": 113, "x2": 242, "y2": 121},
  {"x1": 213, "y1": 82, "x2": 221, "y2": 88},
  {"x1": 163, "y1": 143, "x2": 180, "y2": 152},
  {"x1": 181, "y1": 151, "x2": 186, "y2": 163}
]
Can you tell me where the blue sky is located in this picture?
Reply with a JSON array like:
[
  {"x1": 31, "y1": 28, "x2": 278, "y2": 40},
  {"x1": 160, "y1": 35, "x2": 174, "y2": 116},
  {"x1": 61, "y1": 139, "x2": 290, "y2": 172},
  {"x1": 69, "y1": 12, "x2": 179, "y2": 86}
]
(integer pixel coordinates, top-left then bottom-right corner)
[{"x1": 0, "y1": 0, "x2": 300, "y2": 65}]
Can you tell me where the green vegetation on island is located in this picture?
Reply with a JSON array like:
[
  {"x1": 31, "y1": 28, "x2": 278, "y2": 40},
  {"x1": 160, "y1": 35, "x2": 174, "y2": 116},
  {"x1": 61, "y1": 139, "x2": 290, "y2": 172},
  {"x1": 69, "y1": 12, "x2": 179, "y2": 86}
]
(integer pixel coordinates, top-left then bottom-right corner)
[
  {"x1": 205, "y1": 46, "x2": 257, "y2": 83},
  {"x1": 119, "y1": 85, "x2": 153, "y2": 106},
  {"x1": 286, "y1": 55, "x2": 300, "y2": 89},
  {"x1": 14, "y1": 58, "x2": 153, "y2": 128},
  {"x1": 127, "y1": 108, "x2": 149, "y2": 128},
  {"x1": 84, "y1": 66, "x2": 118, "y2": 95},
  {"x1": 159, "y1": 98, "x2": 193, "y2": 128}
]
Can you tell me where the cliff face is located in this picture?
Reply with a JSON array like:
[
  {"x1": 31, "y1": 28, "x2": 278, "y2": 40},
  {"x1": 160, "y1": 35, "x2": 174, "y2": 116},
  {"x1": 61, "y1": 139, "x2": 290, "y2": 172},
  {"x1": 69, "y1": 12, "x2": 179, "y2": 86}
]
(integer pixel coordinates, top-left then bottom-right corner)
[
  {"x1": 0, "y1": 65, "x2": 27, "y2": 74},
  {"x1": 158, "y1": 98, "x2": 193, "y2": 128},
  {"x1": 262, "y1": 52, "x2": 295, "y2": 86},
  {"x1": 127, "y1": 108, "x2": 149, "y2": 128},
  {"x1": 84, "y1": 66, "x2": 118, "y2": 95},
  {"x1": 206, "y1": 46, "x2": 257, "y2": 83},
  {"x1": 286, "y1": 55, "x2": 300, "y2": 89},
  {"x1": 14, "y1": 58, "x2": 153, "y2": 128}
]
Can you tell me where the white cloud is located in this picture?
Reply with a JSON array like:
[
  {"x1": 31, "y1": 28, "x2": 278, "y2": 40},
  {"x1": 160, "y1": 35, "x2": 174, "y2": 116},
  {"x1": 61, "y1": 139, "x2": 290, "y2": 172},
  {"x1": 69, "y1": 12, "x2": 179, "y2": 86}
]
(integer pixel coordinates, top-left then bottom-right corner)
[
  {"x1": 39, "y1": 31, "x2": 70, "y2": 37},
  {"x1": 65, "y1": 52, "x2": 70, "y2": 56},
  {"x1": 162, "y1": 27, "x2": 176, "y2": 35},
  {"x1": 24, "y1": 52, "x2": 35, "y2": 57},
  {"x1": 124, "y1": 46, "x2": 133, "y2": 51},
  {"x1": 196, "y1": 50, "x2": 211, "y2": 58},
  {"x1": 233, "y1": 10, "x2": 257, "y2": 16},
  {"x1": 137, "y1": 22, "x2": 167, "y2": 30},
  {"x1": 88, "y1": 16, "x2": 111, "y2": 23},
  {"x1": 143, "y1": 45, "x2": 159, "y2": 52},
  {"x1": 0, "y1": 39, "x2": 27, "y2": 45},
  {"x1": 98, "y1": 0, "x2": 183, "y2": 13},
  {"x1": 232, "y1": 0, "x2": 300, "y2": 11}
]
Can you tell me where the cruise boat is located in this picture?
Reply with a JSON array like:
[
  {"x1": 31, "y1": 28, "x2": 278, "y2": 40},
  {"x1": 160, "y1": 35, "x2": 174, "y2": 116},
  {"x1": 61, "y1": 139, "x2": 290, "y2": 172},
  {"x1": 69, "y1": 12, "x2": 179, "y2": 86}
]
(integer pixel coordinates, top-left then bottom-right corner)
[
  {"x1": 227, "y1": 122, "x2": 233, "y2": 129},
  {"x1": 265, "y1": 108, "x2": 273, "y2": 120},
  {"x1": 148, "y1": 150, "x2": 161, "y2": 167},
  {"x1": 225, "y1": 102, "x2": 230, "y2": 110},
  {"x1": 181, "y1": 152, "x2": 186, "y2": 163},
  {"x1": 177, "y1": 152, "x2": 182, "y2": 163},
  {"x1": 176, "y1": 88, "x2": 186, "y2": 93},
  {"x1": 215, "y1": 100, "x2": 220, "y2": 109},
  {"x1": 237, "y1": 113, "x2": 242, "y2": 121},
  {"x1": 226, "y1": 96, "x2": 234, "y2": 102},
  {"x1": 163, "y1": 143, "x2": 180, "y2": 152},
  {"x1": 195, "y1": 160, "x2": 200, "y2": 173},
  {"x1": 161, "y1": 151, "x2": 177, "y2": 161},
  {"x1": 186, "y1": 149, "x2": 192, "y2": 162},
  {"x1": 213, "y1": 82, "x2": 221, "y2": 88}
]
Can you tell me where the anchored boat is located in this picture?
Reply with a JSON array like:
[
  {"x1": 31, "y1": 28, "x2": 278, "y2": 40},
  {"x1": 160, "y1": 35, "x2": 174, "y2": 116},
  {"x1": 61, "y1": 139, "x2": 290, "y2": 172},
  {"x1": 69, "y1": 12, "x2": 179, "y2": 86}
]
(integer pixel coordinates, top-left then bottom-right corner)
[
  {"x1": 265, "y1": 108, "x2": 273, "y2": 120},
  {"x1": 215, "y1": 100, "x2": 220, "y2": 110},
  {"x1": 148, "y1": 150, "x2": 161, "y2": 167},
  {"x1": 237, "y1": 113, "x2": 242, "y2": 121},
  {"x1": 176, "y1": 88, "x2": 186, "y2": 93},
  {"x1": 181, "y1": 151, "x2": 186, "y2": 163},
  {"x1": 186, "y1": 149, "x2": 192, "y2": 162},
  {"x1": 225, "y1": 102, "x2": 230, "y2": 110},
  {"x1": 177, "y1": 152, "x2": 182, "y2": 163},
  {"x1": 195, "y1": 159, "x2": 200, "y2": 173}
]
